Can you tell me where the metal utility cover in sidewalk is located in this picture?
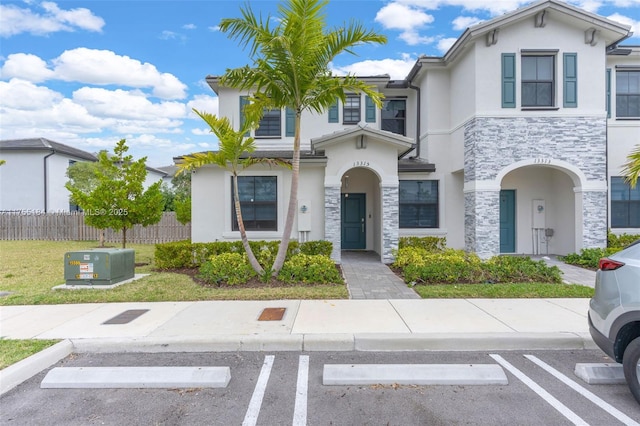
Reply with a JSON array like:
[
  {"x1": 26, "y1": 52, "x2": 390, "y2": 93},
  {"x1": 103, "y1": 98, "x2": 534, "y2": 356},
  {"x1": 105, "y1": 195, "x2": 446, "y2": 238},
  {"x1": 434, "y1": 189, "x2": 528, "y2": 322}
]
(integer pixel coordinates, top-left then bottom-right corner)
[
  {"x1": 41, "y1": 367, "x2": 231, "y2": 389},
  {"x1": 258, "y1": 307, "x2": 286, "y2": 321},
  {"x1": 323, "y1": 364, "x2": 508, "y2": 385},
  {"x1": 102, "y1": 309, "x2": 149, "y2": 325}
]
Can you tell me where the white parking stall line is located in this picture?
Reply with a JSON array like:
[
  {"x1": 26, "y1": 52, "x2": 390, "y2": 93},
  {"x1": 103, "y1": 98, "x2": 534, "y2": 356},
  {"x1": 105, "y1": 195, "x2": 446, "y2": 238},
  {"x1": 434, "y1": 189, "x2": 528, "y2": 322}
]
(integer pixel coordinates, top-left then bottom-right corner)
[
  {"x1": 490, "y1": 354, "x2": 588, "y2": 426},
  {"x1": 243, "y1": 355, "x2": 275, "y2": 426},
  {"x1": 524, "y1": 355, "x2": 640, "y2": 426},
  {"x1": 293, "y1": 355, "x2": 309, "y2": 426}
]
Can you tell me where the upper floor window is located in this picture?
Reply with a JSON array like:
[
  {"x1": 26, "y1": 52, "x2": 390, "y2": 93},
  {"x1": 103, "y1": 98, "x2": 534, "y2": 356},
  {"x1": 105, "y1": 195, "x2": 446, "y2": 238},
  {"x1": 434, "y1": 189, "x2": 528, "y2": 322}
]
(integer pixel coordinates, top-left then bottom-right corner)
[
  {"x1": 231, "y1": 176, "x2": 277, "y2": 231},
  {"x1": 382, "y1": 99, "x2": 406, "y2": 136},
  {"x1": 399, "y1": 180, "x2": 439, "y2": 228},
  {"x1": 255, "y1": 108, "x2": 281, "y2": 137},
  {"x1": 611, "y1": 177, "x2": 640, "y2": 228},
  {"x1": 616, "y1": 70, "x2": 640, "y2": 118},
  {"x1": 522, "y1": 55, "x2": 554, "y2": 107},
  {"x1": 343, "y1": 95, "x2": 361, "y2": 124}
]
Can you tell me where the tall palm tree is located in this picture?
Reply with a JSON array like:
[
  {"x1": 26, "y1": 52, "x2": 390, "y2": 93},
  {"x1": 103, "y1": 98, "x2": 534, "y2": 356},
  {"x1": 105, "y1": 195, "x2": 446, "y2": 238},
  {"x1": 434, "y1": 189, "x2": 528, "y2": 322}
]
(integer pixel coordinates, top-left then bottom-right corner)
[
  {"x1": 219, "y1": 0, "x2": 387, "y2": 274},
  {"x1": 622, "y1": 144, "x2": 640, "y2": 189},
  {"x1": 178, "y1": 109, "x2": 290, "y2": 275}
]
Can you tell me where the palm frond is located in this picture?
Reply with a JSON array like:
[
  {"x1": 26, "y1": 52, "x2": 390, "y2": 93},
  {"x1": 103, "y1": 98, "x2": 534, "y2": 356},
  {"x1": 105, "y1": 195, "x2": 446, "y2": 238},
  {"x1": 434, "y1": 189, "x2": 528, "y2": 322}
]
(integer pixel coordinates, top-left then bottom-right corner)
[{"x1": 622, "y1": 144, "x2": 640, "y2": 189}]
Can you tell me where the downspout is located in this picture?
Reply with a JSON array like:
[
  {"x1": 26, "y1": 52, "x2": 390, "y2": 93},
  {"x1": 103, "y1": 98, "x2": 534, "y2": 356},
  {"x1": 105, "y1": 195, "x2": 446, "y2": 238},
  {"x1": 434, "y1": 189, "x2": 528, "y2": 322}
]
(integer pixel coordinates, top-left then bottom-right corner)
[
  {"x1": 43, "y1": 149, "x2": 55, "y2": 212},
  {"x1": 407, "y1": 62, "x2": 423, "y2": 159}
]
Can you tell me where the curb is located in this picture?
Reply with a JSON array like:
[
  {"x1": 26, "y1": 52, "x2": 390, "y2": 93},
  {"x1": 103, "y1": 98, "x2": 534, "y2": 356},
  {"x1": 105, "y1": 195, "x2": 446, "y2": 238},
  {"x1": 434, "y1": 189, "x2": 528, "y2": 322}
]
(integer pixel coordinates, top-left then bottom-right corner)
[
  {"x1": 0, "y1": 333, "x2": 597, "y2": 396},
  {"x1": 0, "y1": 340, "x2": 73, "y2": 396}
]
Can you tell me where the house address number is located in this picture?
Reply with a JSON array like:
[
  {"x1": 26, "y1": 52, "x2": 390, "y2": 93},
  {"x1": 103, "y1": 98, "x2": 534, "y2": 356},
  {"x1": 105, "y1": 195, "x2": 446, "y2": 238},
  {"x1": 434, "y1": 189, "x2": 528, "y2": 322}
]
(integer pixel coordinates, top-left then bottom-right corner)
[
  {"x1": 353, "y1": 161, "x2": 369, "y2": 167},
  {"x1": 534, "y1": 158, "x2": 552, "y2": 165}
]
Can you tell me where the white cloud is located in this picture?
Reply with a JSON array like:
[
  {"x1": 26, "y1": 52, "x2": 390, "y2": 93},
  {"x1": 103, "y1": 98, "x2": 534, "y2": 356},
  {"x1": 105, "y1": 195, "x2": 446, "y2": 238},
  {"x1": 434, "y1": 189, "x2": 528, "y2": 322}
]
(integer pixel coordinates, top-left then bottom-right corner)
[
  {"x1": 0, "y1": 53, "x2": 55, "y2": 82},
  {"x1": 187, "y1": 94, "x2": 219, "y2": 118},
  {"x1": 0, "y1": 78, "x2": 63, "y2": 109},
  {"x1": 52, "y1": 48, "x2": 188, "y2": 99},
  {"x1": 183, "y1": 24, "x2": 196, "y2": 30},
  {"x1": 331, "y1": 54, "x2": 416, "y2": 80},
  {"x1": 375, "y1": 3, "x2": 435, "y2": 46},
  {"x1": 607, "y1": 13, "x2": 640, "y2": 37},
  {"x1": 452, "y1": 16, "x2": 484, "y2": 31},
  {"x1": 0, "y1": 1, "x2": 104, "y2": 37},
  {"x1": 72, "y1": 87, "x2": 186, "y2": 120},
  {"x1": 437, "y1": 37, "x2": 458, "y2": 53}
]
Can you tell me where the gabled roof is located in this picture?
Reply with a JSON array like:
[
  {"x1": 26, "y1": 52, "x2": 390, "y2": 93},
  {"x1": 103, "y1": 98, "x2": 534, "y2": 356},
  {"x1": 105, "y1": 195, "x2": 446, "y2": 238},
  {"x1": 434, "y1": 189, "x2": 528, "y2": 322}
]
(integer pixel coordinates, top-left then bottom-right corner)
[
  {"x1": 404, "y1": 0, "x2": 633, "y2": 77},
  {"x1": 311, "y1": 124, "x2": 415, "y2": 155},
  {"x1": 0, "y1": 138, "x2": 97, "y2": 162}
]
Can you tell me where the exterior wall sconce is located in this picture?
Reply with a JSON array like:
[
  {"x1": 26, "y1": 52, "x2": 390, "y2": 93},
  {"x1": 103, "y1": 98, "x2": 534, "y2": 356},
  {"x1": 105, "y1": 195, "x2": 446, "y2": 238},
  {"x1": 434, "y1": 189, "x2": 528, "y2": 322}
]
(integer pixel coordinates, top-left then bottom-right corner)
[{"x1": 300, "y1": 205, "x2": 308, "y2": 214}]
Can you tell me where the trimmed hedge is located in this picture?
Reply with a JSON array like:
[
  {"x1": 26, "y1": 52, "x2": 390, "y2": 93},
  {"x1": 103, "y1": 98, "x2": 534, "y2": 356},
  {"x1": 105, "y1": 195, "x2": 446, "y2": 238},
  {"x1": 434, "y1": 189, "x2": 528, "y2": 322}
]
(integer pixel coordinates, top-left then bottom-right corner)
[
  {"x1": 398, "y1": 236, "x2": 446, "y2": 252},
  {"x1": 277, "y1": 254, "x2": 342, "y2": 284},
  {"x1": 393, "y1": 246, "x2": 562, "y2": 285},
  {"x1": 155, "y1": 240, "x2": 333, "y2": 269},
  {"x1": 198, "y1": 252, "x2": 256, "y2": 285}
]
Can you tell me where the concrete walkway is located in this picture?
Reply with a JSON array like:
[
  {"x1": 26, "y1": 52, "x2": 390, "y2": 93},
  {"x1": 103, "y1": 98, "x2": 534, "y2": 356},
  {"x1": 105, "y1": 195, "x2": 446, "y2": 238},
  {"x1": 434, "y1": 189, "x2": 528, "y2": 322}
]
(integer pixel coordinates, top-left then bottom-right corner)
[
  {"x1": 341, "y1": 251, "x2": 420, "y2": 299},
  {"x1": 537, "y1": 255, "x2": 596, "y2": 287}
]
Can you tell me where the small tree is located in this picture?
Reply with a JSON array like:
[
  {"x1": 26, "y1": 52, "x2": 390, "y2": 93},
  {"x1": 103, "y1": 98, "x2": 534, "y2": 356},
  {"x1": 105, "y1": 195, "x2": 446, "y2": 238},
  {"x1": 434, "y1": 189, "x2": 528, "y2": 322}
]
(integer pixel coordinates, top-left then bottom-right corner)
[
  {"x1": 622, "y1": 144, "x2": 640, "y2": 189},
  {"x1": 172, "y1": 170, "x2": 192, "y2": 224},
  {"x1": 66, "y1": 139, "x2": 164, "y2": 248},
  {"x1": 178, "y1": 109, "x2": 289, "y2": 276}
]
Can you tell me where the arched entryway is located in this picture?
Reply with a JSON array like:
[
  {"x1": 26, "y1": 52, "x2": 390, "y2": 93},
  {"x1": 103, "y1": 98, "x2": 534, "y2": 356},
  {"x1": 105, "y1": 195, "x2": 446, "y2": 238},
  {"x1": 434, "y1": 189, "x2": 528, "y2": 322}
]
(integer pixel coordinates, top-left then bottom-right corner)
[
  {"x1": 499, "y1": 165, "x2": 576, "y2": 255},
  {"x1": 340, "y1": 167, "x2": 382, "y2": 253}
]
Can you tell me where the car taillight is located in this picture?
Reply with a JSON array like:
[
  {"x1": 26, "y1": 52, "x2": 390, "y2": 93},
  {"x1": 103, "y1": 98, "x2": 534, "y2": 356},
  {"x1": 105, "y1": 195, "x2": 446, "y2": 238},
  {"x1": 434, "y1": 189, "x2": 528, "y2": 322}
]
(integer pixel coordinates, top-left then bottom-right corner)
[{"x1": 599, "y1": 258, "x2": 625, "y2": 271}]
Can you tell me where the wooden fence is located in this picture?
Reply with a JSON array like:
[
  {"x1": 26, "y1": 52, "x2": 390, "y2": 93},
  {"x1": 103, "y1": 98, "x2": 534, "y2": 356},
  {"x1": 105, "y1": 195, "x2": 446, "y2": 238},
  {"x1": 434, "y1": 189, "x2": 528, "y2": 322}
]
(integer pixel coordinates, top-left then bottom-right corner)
[{"x1": 0, "y1": 211, "x2": 190, "y2": 244}]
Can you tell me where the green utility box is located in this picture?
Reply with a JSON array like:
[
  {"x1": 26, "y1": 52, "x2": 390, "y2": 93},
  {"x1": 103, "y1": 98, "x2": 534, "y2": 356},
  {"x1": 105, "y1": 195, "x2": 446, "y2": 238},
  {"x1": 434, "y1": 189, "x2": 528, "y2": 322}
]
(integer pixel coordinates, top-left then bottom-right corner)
[{"x1": 64, "y1": 249, "x2": 135, "y2": 285}]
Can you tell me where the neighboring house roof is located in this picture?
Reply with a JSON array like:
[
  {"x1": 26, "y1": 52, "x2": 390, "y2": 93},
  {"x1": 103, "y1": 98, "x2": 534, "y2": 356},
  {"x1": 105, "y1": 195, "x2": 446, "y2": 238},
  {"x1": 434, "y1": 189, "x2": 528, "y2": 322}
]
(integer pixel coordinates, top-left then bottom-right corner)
[
  {"x1": 157, "y1": 165, "x2": 178, "y2": 177},
  {"x1": 0, "y1": 138, "x2": 97, "y2": 162}
]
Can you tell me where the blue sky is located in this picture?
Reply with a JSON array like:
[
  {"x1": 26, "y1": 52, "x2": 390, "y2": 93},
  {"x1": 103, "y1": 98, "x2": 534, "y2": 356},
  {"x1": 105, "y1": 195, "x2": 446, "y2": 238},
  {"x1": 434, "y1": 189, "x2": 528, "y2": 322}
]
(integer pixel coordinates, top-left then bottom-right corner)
[{"x1": 1, "y1": 0, "x2": 638, "y2": 167}]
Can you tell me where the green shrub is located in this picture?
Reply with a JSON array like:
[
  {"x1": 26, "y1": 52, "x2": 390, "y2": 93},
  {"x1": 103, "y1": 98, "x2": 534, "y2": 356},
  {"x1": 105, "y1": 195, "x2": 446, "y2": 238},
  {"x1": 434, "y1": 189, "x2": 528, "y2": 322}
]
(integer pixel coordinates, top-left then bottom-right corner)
[
  {"x1": 398, "y1": 236, "x2": 447, "y2": 252},
  {"x1": 156, "y1": 240, "x2": 333, "y2": 269},
  {"x1": 402, "y1": 249, "x2": 483, "y2": 284},
  {"x1": 198, "y1": 253, "x2": 256, "y2": 285},
  {"x1": 482, "y1": 256, "x2": 562, "y2": 283},
  {"x1": 608, "y1": 232, "x2": 640, "y2": 249},
  {"x1": 154, "y1": 241, "x2": 194, "y2": 269},
  {"x1": 300, "y1": 240, "x2": 333, "y2": 257},
  {"x1": 277, "y1": 254, "x2": 342, "y2": 284},
  {"x1": 563, "y1": 247, "x2": 621, "y2": 269},
  {"x1": 392, "y1": 247, "x2": 428, "y2": 269}
]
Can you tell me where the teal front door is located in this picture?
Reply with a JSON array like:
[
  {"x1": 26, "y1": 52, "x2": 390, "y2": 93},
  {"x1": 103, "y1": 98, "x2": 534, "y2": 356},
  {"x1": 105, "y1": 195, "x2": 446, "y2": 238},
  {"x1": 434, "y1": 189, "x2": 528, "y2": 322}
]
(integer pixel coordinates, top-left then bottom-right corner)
[
  {"x1": 500, "y1": 190, "x2": 516, "y2": 253},
  {"x1": 341, "y1": 193, "x2": 366, "y2": 250}
]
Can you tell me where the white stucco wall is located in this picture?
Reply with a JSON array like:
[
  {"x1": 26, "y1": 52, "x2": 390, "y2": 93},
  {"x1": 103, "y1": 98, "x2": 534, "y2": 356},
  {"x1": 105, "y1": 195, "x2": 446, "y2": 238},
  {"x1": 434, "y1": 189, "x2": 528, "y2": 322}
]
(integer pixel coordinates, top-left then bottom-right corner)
[
  {"x1": 473, "y1": 14, "x2": 608, "y2": 115},
  {"x1": 0, "y1": 151, "x2": 45, "y2": 211},
  {"x1": 0, "y1": 151, "x2": 84, "y2": 212},
  {"x1": 190, "y1": 162, "x2": 325, "y2": 243}
]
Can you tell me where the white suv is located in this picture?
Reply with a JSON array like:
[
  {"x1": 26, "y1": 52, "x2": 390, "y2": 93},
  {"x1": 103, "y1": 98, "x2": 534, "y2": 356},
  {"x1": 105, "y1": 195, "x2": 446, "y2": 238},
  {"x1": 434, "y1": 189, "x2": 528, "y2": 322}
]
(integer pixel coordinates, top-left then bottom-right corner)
[{"x1": 589, "y1": 240, "x2": 640, "y2": 403}]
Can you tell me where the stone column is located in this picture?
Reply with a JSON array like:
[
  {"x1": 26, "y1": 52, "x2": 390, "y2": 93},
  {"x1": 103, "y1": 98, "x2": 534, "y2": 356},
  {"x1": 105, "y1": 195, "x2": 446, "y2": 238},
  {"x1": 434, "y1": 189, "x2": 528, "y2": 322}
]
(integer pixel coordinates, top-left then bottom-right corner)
[
  {"x1": 464, "y1": 189, "x2": 500, "y2": 258},
  {"x1": 324, "y1": 184, "x2": 341, "y2": 263},
  {"x1": 579, "y1": 188, "x2": 608, "y2": 249},
  {"x1": 381, "y1": 184, "x2": 399, "y2": 263}
]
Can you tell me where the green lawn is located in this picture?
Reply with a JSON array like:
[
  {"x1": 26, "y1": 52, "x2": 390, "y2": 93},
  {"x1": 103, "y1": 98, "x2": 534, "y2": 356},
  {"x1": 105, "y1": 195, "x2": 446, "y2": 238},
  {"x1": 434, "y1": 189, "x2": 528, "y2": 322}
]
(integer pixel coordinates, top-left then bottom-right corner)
[
  {"x1": 413, "y1": 282, "x2": 593, "y2": 298},
  {"x1": 0, "y1": 339, "x2": 60, "y2": 370},
  {"x1": 0, "y1": 240, "x2": 348, "y2": 306}
]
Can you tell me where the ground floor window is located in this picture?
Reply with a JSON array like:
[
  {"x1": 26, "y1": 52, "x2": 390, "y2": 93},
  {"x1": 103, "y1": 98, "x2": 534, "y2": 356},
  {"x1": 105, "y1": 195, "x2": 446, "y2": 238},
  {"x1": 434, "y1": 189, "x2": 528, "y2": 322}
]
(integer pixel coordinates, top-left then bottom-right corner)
[
  {"x1": 399, "y1": 180, "x2": 439, "y2": 228},
  {"x1": 232, "y1": 176, "x2": 277, "y2": 231},
  {"x1": 611, "y1": 177, "x2": 640, "y2": 228}
]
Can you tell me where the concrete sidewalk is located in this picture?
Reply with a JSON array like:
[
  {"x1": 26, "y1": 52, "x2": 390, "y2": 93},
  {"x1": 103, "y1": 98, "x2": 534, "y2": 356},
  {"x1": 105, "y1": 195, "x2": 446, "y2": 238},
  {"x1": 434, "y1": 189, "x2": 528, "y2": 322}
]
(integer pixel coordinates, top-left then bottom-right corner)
[{"x1": 0, "y1": 298, "x2": 595, "y2": 353}]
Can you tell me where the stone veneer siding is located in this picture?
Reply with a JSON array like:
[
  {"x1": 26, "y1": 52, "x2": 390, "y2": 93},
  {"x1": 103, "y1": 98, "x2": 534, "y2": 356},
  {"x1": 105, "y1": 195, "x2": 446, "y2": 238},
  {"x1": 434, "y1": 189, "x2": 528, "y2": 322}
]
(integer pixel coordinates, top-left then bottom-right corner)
[
  {"x1": 324, "y1": 185, "x2": 341, "y2": 263},
  {"x1": 381, "y1": 185, "x2": 399, "y2": 263},
  {"x1": 464, "y1": 116, "x2": 607, "y2": 255}
]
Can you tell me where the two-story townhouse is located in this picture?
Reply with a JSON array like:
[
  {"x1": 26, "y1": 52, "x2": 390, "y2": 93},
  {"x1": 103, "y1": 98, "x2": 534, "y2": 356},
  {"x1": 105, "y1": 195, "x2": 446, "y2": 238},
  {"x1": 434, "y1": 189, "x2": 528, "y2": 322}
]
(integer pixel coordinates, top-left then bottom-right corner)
[{"x1": 184, "y1": 0, "x2": 638, "y2": 263}]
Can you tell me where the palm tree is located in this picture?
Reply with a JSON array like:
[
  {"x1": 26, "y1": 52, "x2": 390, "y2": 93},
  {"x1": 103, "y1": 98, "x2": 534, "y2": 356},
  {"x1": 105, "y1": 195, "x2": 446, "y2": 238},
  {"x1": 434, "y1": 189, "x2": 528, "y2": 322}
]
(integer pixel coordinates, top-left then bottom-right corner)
[
  {"x1": 219, "y1": 0, "x2": 387, "y2": 274},
  {"x1": 622, "y1": 144, "x2": 640, "y2": 189},
  {"x1": 178, "y1": 109, "x2": 290, "y2": 276}
]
